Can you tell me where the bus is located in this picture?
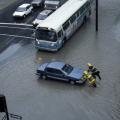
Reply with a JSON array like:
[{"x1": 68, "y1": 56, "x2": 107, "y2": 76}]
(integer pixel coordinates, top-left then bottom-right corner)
[{"x1": 35, "y1": 0, "x2": 91, "y2": 51}]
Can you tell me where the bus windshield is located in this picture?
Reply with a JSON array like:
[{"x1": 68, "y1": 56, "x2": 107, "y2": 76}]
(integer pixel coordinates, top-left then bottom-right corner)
[{"x1": 35, "y1": 28, "x2": 57, "y2": 42}]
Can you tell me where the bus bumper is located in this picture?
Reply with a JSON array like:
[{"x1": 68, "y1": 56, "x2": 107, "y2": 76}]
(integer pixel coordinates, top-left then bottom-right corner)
[{"x1": 35, "y1": 45, "x2": 58, "y2": 52}]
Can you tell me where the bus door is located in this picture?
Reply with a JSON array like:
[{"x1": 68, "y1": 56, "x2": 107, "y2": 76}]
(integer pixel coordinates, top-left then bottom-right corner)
[
  {"x1": 70, "y1": 14, "x2": 77, "y2": 33},
  {"x1": 63, "y1": 21, "x2": 72, "y2": 39},
  {"x1": 57, "y1": 30, "x2": 64, "y2": 46}
]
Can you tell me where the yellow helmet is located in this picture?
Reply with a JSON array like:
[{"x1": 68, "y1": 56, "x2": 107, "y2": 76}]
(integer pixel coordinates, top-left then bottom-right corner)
[
  {"x1": 87, "y1": 63, "x2": 93, "y2": 67},
  {"x1": 88, "y1": 75, "x2": 92, "y2": 79},
  {"x1": 83, "y1": 70, "x2": 88, "y2": 75}
]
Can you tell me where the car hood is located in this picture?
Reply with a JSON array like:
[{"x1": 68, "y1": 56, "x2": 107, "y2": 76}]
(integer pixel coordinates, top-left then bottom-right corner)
[
  {"x1": 13, "y1": 11, "x2": 25, "y2": 16},
  {"x1": 33, "y1": 19, "x2": 43, "y2": 24},
  {"x1": 37, "y1": 63, "x2": 48, "y2": 71},
  {"x1": 68, "y1": 68, "x2": 83, "y2": 80}
]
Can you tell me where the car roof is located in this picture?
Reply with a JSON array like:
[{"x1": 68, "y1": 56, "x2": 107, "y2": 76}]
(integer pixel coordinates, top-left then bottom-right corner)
[
  {"x1": 40, "y1": 10, "x2": 52, "y2": 16},
  {"x1": 19, "y1": 3, "x2": 30, "y2": 8},
  {"x1": 47, "y1": 61, "x2": 65, "y2": 69},
  {"x1": 45, "y1": 0, "x2": 60, "y2": 5}
]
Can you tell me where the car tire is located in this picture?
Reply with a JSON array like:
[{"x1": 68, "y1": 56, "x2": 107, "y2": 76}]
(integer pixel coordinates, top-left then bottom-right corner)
[
  {"x1": 38, "y1": 73, "x2": 42, "y2": 78},
  {"x1": 23, "y1": 14, "x2": 26, "y2": 18},
  {"x1": 42, "y1": 75, "x2": 47, "y2": 80},
  {"x1": 69, "y1": 80, "x2": 75, "y2": 85}
]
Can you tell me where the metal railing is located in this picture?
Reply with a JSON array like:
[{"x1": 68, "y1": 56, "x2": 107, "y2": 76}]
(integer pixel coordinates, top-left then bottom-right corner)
[{"x1": 1, "y1": 113, "x2": 22, "y2": 120}]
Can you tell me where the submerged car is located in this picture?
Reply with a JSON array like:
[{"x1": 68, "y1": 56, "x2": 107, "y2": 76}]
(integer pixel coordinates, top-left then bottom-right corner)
[
  {"x1": 31, "y1": 0, "x2": 44, "y2": 7},
  {"x1": 32, "y1": 9, "x2": 52, "y2": 27},
  {"x1": 13, "y1": 3, "x2": 33, "y2": 18},
  {"x1": 36, "y1": 61, "x2": 86, "y2": 84}
]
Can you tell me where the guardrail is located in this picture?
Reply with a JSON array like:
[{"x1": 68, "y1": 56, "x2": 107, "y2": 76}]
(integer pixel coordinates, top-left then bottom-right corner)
[{"x1": 1, "y1": 113, "x2": 22, "y2": 120}]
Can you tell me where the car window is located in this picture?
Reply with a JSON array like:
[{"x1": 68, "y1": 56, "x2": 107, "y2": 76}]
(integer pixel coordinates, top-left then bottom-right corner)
[
  {"x1": 62, "y1": 64, "x2": 73, "y2": 74},
  {"x1": 27, "y1": 5, "x2": 31, "y2": 9},
  {"x1": 54, "y1": 69, "x2": 63, "y2": 75},
  {"x1": 46, "y1": 68, "x2": 63, "y2": 75},
  {"x1": 46, "y1": 68, "x2": 55, "y2": 73}
]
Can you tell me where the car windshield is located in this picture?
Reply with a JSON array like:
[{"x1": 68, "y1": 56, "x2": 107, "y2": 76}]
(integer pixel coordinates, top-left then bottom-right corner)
[
  {"x1": 37, "y1": 14, "x2": 47, "y2": 20},
  {"x1": 16, "y1": 7, "x2": 26, "y2": 12},
  {"x1": 35, "y1": 28, "x2": 57, "y2": 42},
  {"x1": 62, "y1": 64, "x2": 73, "y2": 74}
]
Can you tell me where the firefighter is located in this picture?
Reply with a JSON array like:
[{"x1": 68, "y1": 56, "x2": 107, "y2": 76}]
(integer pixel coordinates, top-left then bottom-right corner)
[
  {"x1": 87, "y1": 74, "x2": 97, "y2": 87},
  {"x1": 87, "y1": 63, "x2": 101, "y2": 80},
  {"x1": 83, "y1": 70, "x2": 89, "y2": 80},
  {"x1": 83, "y1": 71, "x2": 97, "y2": 87}
]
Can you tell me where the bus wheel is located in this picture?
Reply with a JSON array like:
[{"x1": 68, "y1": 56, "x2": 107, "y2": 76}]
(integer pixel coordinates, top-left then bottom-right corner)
[
  {"x1": 83, "y1": 16, "x2": 87, "y2": 24},
  {"x1": 62, "y1": 37, "x2": 66, "y2": 45},
  {"x1": 23, "y1": 14, "x2": 26, "y2": 18},
  {"x1": 89, "y1": 10, "x2": 91, "y2": 16},
  {"x1": 62, "y1": 40, "x2": 65, "y2": 45}
]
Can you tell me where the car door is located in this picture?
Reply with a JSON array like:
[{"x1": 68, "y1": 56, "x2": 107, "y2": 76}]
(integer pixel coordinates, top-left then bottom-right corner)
[
  {"x1": 53, "y1": 69, "x2": 67, "y2": 81},
  {"x1": 46, "y1": 68, "x2": 67, "y2": 81}
]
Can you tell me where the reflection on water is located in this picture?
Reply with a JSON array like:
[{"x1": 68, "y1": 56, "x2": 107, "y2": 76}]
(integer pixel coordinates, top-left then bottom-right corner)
[{"x1": 0, "y1": 43, "x2": 21, "y2": 62}]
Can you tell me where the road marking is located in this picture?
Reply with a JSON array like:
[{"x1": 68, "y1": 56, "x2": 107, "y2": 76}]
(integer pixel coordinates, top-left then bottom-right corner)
[
  {"x1": 0, "y1": 33, "x2": 35, "y2": 39},
  {"x1": 0, "y1": 25, "x2": 34, "y2": 31},
  {"x1": 0, "y1": 22, "x2": 33, "y2": 27}
]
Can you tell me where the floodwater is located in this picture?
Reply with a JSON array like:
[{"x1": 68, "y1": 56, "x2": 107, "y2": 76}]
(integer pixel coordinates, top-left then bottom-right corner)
[{"x1": 0, "y1": 0, "x2": 120, "y2": 120}]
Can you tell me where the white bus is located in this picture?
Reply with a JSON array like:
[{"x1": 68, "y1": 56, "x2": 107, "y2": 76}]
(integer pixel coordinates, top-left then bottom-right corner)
[{"x1": 35, "y1": 0, "x2": 91, "y2": 51}]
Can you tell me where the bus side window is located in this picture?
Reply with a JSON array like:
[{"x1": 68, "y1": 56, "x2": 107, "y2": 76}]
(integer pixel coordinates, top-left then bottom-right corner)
[
  {"x1": 63, "y1": 20, "x2": 70, "y2": 30},
  {"x1": 80, "y1": 6, "x2": 84, "y2": 13},
  {"x1": 76, "y1": 11, "x2": 79, "y2": 18},
  {"x1": 58, "y1": 30, "x2": 63, "y2": 38},
  {"x1": 70, "y1": 14, "x2": 76, "y2": 24}
]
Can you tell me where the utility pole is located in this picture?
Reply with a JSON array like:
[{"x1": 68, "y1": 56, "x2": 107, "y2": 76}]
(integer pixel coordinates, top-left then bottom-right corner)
[
  {"x1": 0, "y1": 94, "x2": 9, "y2": 120},
  {"x1": 96, "y1": 0, "x2": 98, "y2": 31},
  {"x1": 0, "y1": 94, "x2": 22, "y2": 120}
]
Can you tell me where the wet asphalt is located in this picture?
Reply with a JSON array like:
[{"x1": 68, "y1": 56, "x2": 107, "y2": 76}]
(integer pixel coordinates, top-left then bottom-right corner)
[{"x1": 0, "y1": 0, "x2": 120, "y2": 120}]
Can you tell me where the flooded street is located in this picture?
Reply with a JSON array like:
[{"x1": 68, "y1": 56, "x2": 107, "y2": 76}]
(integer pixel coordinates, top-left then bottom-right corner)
[{"x1": 0, "y1": 0, "x2": 120, "y2": 120}]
